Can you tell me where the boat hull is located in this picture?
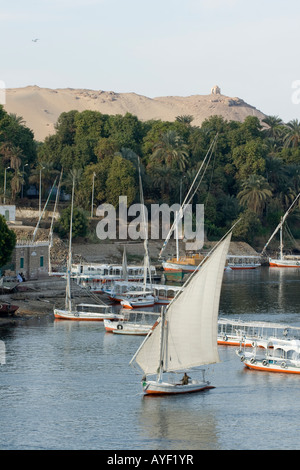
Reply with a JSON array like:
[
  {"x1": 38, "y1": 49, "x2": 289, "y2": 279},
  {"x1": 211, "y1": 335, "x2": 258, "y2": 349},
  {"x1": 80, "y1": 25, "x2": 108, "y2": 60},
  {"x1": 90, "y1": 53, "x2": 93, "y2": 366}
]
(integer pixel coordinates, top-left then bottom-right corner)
[
  {"x1": 269, "y1": 257, "x2": 300, "y2": 267},
  {"x1": 242, "y1": 358, "x2": 300, "y2": 374},
  {"x1": 104, "y1": 319, "x2": 152, "y2": 336},
  {"x1": 142, "y1": 380, "x2": 215, "y2": 395},
  {"x1": 162, "y1": 265, "x2": 196, "y2": 273},
  {"x1": 228, "y1": 265, "x2": 260, "y2": 270},
  {"x1": 217, "y1": 338, "x2": 253, "y2": 347},
  {"x1": 120, "y1": 300, "x2": 155, "y2": 309},
  {"x1": 54, "y1": 308, "x2": 122, "y2": 321},
  {"x1": 113, "y1": 328, "x2": 150, "y2": 336}
]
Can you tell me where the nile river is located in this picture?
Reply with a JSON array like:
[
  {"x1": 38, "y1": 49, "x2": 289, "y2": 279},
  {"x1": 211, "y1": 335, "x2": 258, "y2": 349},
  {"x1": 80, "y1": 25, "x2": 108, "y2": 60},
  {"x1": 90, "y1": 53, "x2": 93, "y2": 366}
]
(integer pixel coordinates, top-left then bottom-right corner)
[{"x1": 1, "y1": 267, "x2": 300, "y2": 450}]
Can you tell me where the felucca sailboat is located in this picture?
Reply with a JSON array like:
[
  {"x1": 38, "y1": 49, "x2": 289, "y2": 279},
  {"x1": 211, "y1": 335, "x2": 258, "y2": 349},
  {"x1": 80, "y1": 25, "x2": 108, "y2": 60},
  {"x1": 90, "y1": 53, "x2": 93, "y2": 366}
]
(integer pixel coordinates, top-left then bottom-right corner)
[
  {"x1": 130, "y1": 233, "x2": 231, "y2": 395},
  {"x1": 120, "y1": 158, "x2": 156, "y2": 309},
  {"x1": 261, "y1": 192, "x2": 300, "y2": 267},
  {"x1": 54, "y1": 177, "x2": 124, "y2": 321},
  {"x1": 160, "y1": 135, "x2": 217, "y2": 281}
]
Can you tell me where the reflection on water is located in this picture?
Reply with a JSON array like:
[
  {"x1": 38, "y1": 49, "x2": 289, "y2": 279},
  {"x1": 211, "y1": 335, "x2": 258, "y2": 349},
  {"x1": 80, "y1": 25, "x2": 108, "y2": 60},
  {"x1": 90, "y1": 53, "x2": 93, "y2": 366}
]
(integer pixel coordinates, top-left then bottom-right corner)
[
  {"x1": 221, "y1": 267, "x2": 300, "y2": 324},
  {"x1": 139, "y1": 395, "x2": 219, "y2": 450},
  {"x1": 1, "y1": 267, "x2": 300, "y2": 450}
]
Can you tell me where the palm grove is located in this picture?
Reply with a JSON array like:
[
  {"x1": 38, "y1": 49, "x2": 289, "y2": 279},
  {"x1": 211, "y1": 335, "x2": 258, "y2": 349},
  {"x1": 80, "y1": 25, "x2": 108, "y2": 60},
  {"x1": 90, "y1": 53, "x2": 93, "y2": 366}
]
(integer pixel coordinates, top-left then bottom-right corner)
[{"x1": 1, "y1": 103, "x2": 300, "y2": 250}]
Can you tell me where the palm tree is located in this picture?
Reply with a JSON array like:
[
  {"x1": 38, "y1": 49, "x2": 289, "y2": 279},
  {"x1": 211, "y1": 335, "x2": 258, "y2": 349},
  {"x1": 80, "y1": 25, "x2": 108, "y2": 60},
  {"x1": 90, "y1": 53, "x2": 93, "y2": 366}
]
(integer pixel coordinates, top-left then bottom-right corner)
[
  {"x1": 151, "y1": 130, "x2": 189, "y2": 171},
  {"x1": 9, "y1": 113, "x2": 26, "y2": 127},
  {"x1": 283, "y1": 119, "x2": 300, "y2": 148},
  {"x1": 237, "y1": 174, "x2": 272, "y2": 215},
  {"x1": 175, "y1": 115, "x2": 194, "y2": 125},
  {"x1": 0, "y1": 144, "x2": 24, "y2": 201},
  {"x1": 147, "y1": 163, "x2": 178, "y2": 203},
  {"x1": 9, "y1": 146, "x2": 23, "y2": 171},
  {"x1": 262, "y1": 115, "x2": 285, "y2": 141},
  {"x1": 10, "y1": 169, "x2": 24, "y2": 202},
  {"x1": 0, "y1": 141, "x2": 15, "y2": 165},
  {"x1": 265, "y1": 156, "x2": 287, "y2": 190}
]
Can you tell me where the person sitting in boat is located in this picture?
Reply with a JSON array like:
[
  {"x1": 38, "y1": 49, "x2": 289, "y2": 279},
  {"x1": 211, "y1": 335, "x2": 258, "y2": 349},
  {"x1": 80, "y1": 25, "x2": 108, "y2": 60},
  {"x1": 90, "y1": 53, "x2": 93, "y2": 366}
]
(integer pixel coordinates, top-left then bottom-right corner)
[{"x1": 180, "y1": 372, "x2": 191, "y2": 385}]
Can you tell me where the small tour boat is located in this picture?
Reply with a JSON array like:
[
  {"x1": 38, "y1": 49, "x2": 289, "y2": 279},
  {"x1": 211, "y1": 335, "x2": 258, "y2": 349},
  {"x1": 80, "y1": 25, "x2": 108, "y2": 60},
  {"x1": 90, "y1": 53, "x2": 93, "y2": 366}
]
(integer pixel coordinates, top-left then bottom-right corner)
[
  {"x1": 217, "y1": 318, "x2": 300, "y2": 347},
  {"x1": 130, "y1": 232, "x2": 232, "y2": 395},
  {"x1": 226, "y1": 255, "x2": 261, "y2": 270},
  {"x1": 237, "y1": 337, "x2": 300, "y2": 374}
]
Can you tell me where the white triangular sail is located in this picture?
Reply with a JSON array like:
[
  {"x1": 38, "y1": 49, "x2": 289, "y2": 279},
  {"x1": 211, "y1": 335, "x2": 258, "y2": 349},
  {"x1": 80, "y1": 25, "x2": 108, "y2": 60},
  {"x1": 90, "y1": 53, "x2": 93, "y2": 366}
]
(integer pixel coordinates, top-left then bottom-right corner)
[{"x1": 131, "y1": 233, "x2": 231, "y2": 375}]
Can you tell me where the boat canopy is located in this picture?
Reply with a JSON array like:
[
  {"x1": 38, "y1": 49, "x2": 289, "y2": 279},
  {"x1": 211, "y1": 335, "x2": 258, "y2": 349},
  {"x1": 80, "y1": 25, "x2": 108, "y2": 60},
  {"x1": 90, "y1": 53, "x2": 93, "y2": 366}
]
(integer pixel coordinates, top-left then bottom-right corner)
[{"x1": 266, "y1": 337, "x2": 300, "y2": 353}]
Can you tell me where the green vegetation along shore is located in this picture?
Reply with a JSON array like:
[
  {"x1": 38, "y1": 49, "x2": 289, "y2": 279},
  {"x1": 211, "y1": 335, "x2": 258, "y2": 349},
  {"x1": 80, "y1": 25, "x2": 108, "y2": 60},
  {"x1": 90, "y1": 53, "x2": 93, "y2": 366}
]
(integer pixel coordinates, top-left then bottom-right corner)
[{"x1": 1, "y1": 104, "x2": 300, "y2": 251}]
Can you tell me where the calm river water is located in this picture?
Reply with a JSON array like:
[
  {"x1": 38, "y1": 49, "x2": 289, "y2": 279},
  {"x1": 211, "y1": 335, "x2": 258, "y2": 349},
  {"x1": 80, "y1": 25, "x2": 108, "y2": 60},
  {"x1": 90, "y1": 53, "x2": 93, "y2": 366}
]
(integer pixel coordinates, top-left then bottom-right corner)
[{"x1": 1, "y1": 267, "x2": 300, "y2": 450}]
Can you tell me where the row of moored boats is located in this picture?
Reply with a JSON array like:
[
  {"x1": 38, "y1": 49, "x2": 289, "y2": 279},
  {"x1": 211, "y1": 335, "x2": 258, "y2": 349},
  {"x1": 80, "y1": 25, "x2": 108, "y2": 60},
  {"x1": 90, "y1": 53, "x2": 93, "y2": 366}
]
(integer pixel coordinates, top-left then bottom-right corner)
[{"x1": 52, "y1": 157, "x2": 300, "y2": 394}]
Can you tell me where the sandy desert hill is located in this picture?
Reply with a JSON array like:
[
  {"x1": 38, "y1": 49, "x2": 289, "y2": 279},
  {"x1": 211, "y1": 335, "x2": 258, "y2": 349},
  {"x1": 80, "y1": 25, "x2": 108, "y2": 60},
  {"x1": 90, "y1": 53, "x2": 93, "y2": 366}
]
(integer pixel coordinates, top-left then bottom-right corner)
[{"x1": 4, "y1": 85, "x2": 266, "y2": 141}]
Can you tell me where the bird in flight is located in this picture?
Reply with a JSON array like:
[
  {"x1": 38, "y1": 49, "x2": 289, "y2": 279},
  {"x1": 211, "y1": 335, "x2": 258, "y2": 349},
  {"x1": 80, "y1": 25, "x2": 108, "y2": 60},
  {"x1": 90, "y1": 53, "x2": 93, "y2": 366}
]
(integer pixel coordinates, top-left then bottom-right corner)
[{"x1": 32, "y1": 38, "x2": 39, "y2": 42}]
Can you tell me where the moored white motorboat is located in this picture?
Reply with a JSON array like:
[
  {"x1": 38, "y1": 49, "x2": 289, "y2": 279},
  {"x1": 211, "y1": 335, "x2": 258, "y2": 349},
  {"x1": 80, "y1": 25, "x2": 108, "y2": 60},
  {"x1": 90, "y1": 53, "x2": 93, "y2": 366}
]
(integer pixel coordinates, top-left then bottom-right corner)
[{"x1": 237, "y1": 337, "x2": 300, "y2": 374}]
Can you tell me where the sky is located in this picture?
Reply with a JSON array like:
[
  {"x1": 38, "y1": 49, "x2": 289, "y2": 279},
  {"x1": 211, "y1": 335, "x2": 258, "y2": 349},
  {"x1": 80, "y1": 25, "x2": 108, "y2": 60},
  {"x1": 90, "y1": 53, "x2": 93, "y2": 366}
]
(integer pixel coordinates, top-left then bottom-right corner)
[{"x1": 1, "y1": 0, "x2": 300, "y2": 122}]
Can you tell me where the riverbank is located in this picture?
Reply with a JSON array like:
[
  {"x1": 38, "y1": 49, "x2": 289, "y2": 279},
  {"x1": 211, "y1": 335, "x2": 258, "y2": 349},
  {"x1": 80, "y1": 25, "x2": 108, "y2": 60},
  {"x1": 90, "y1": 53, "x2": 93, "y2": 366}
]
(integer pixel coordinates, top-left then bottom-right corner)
[
  {"x1": 1, "y1": 227, "x2": 261, "y2": 322},
  {"x1": 11, "y1": 225, "x2": 260, "y2": 269},
  {"x1": 0, "y1": 277, "x2": 108, "y2": 325}
]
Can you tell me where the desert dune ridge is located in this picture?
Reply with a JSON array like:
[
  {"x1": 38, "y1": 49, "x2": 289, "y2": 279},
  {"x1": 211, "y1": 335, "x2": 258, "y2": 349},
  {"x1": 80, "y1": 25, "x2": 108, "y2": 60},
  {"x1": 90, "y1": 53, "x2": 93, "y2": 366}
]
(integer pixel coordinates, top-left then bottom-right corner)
[{"x1": 4, "y1": 85, "x2": 266, "y2": 141}]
